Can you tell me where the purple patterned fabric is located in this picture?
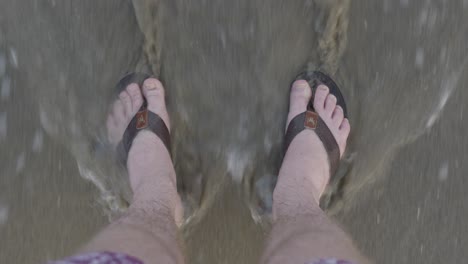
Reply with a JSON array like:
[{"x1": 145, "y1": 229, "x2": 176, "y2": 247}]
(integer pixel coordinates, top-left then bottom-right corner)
[
  {"x1": 49, "y1": 252, "x2": 354, "y2": 264},
  {"x1": 48, "y1": 251, "x2": 143, "y2": 264},
  {"x1": 307, "y1": 259, "x2": 355, "y2": 264}
]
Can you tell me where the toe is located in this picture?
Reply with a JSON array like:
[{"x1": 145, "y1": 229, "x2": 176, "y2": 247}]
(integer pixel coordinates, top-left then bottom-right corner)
[
  {"x1": 324, "y1": 94, "x2": 337, "y2": 115},
  {"x1": 313, "y1": 84, "x2": 329, "y2": 111},
  {"x1": 112, "y1": 100, "x2": 125, "y2": 120},
  {"x1": 106, "y1": 112, "x2": 122, "y2": 145},
  {"x1": 286, "y1": 80, "x2": 312, "y2": 129},
  {"x1": 332, "y1": 106, "x2": 344, "y2": 125},
  {"x1": 126, "y1": 83, "x2": 144, "y2": 113},
  {"x1": 106, "y1": 115, "x2": 116, "y2": 131},
  {"x1": 339, "y1": 118, "x2": 351, "y2": 135},
  {"x1": 142, "y1": 78, "x2": 165, "y2": 106},
  {"x1": 289, "y1": 80, "x2": 312, "y2": 114},
  {"x1": 118, "y1": 90, "x2": 132, "y2": 118},
  {"x1": 142, "y1": 78, "x2": 171, "y2": 129}
]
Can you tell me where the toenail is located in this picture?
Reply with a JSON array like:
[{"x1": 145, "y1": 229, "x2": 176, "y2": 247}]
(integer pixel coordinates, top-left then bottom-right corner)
[
  {"x1": 127, "y1": 84, "x2": 140, "y2": 93},
  {"x1": 143, "y1": 78, "x2": 161, "y2": 90},
  {"x1": 293, "y1": 80, "x2": 309, "y2": 89},
  {"x1": 328, "y1": 95, "x2": 337, "y2": 101},
  {"x1": 318, "y1": 84, "x2": 329, "y2": 91},
  {"x1": 144, "y1": 84, "x2": 157, "y2": 90}
]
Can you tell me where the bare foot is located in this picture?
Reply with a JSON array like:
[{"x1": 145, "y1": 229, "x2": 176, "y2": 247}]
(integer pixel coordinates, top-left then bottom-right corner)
[
  {"x1": 106, "y1": 78, "x2": 182, "y2": 224},
  {"x1": 273, "y1": 80, "x2": 350, "y2": 218}
]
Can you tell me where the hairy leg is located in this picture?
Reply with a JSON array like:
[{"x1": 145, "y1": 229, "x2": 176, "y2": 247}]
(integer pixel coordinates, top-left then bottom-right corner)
[
  {"x1": 81, "y1": 79, "x2": 184, "y2": 264},
  {"x1": 261, "y1": 80, "x2": 367, "y2": 264}
]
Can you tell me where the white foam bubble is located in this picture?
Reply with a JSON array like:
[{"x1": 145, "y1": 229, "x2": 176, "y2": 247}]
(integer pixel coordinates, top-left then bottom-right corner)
[
  {"x1": 263, "y1": 135, "x2": 272, "y2": 153},
  {"x1": 426, "y1": 85, "x2": 453, "y2": 128},
  {"x1": 9, "y1": 48, "x2": 18, "y2": 68},
  {"x1": 415, "y1": 48, "x2": 425, "y2": 68},
  {"x1": 255, "y1": 175, "x2": 272, "y2": 203},
  {"x1": 425, "y1": 65, "x2": 461, "y2": 129},
  {"x1": 39, "y1": 106, "x2": 58, "y2": 135},
  {"x1": 16, "y1": 152, "x2": 26, "y2": 174},
  {"x1": 0, "y1": 112, "x2": 6, "y2": 141},
  {"x1": 0, "y1": 203, "x2": 8, "y2": 225},
  {"x1": 0, "y1": 52, "x2": 6, "y2": 76},
  {"x1": 383, "y1": 0, "x2": 391, "y2": 13},
  {"x1": 400, "y1": 0, "x2": 409, "y2": 8},
  {"x1": 438, "y1": 161, "x2": 449, "y2": 182},
  {"x1": 77, "y1": 162, "x2": 106, "y2": 191},
  {"x1": 1, "y1": 76, "x2": 11, "y2": 100},
  {"x1": 418, "y1": 9, "x2": 428, "y2": 27},
  {"x1": 32, "y1": 129, "x2": 44, "y2": 153},
  {"x1": 219, "y1": 29, "x2": 226, "y2": 49},
  {"x1": 226, "y1": 149, "x2": 250, "y2": 182},
  {"x1": 440, "y1": 46, "x2": 447, "y2": 62}
]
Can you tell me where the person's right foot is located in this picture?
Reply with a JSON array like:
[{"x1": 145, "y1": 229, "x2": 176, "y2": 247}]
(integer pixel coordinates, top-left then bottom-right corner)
[{"x1": 273, "y1": 80, "x2": 350, "y2": 217}]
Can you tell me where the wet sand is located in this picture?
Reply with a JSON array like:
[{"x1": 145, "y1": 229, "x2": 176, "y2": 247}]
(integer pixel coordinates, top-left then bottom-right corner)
[{"x1": 0, "y1": 0, "x2": 467, "y2": 263}]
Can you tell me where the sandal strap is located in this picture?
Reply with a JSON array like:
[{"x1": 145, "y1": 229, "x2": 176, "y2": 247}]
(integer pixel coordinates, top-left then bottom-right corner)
[
  {"x1": 118, "y1": 108, "x2": 171, "y2": 163},
  {"x1": 284, "y1": 110, "x2": 340, "y2": 179}
]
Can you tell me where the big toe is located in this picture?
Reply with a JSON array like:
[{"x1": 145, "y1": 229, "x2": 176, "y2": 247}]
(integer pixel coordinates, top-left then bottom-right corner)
[
  {"x1": 286, "y1": 80, "x2": 312, "y2": 129},
  {"x1": 142, "y1": 78, "x2": 171, "y2": 130}
]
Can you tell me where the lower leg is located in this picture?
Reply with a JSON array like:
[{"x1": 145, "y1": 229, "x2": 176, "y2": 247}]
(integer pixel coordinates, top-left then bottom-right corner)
[
  {"x1": 81, "y1": 79, "x2": 184, "y2": 264},
  {"x1": 81, "y1": 133, "x2": 183, "y2": 264}
]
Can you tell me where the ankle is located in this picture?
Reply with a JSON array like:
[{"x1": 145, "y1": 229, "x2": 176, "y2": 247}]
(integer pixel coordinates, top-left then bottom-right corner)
[
  {"x1": 131, "y1": 189, "x2": 178, "y2": 215},
  {"x1": 272, "y1": 190, "x2": 323, "y2": 221}
]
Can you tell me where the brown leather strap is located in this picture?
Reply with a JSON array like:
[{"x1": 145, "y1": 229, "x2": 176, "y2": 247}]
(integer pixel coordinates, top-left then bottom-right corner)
[
  {"x1": 283, "y1": 111, "x2": 340, "y2": 179},
  {"x1": 118, "y1": 108, "x2": 171, "y2": 163},
  {"x1": 283, "y1": 71, "x2": 347, "y2": 181}
]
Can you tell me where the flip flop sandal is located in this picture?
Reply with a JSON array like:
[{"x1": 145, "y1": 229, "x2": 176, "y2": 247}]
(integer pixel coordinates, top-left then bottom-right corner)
[
  {"x1": 114, "y1": 73, "x2": 172, "y2": 164},
  {"x1": 284, "y1": 70, "x2": 348, "y2": 181}
]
